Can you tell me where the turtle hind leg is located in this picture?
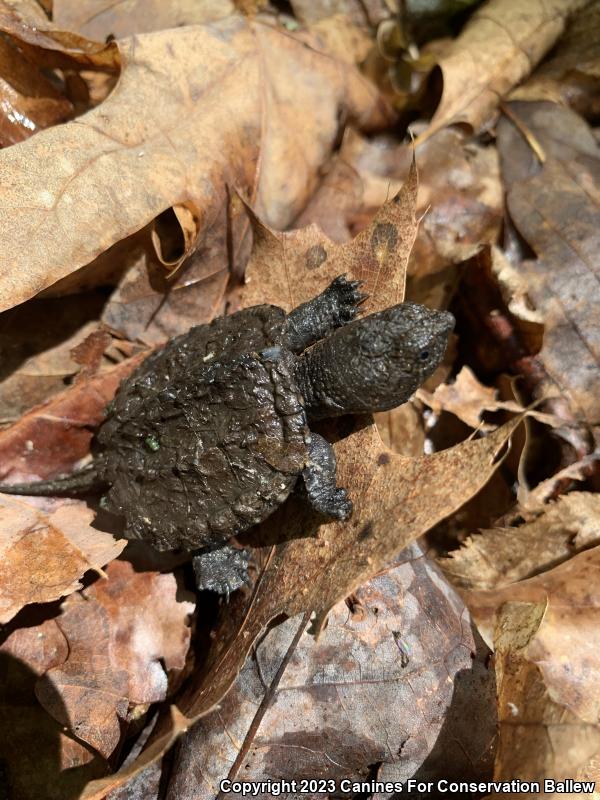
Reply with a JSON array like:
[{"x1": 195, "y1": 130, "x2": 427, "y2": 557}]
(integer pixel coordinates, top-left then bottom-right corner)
[
  {"x1": 303, "y1": 433, "x2": 353, "y2": 520},
  {"x1": 192, "y1": 545, "x2": 251, "y2": 599},
  {"x1": 285, "y1": 275, "x2": 368, "y2": 353}
]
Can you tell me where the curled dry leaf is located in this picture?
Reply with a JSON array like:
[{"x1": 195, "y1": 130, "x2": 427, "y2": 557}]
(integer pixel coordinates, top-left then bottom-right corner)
[
  {"x1": 440, "y1": 492, "x2": 600, "y2": 590},
  {"x1": 493, "y1": 599, "x2": 600, "y2": 782},
  {"x1": 37, "y1": 560, "x2": 195, "y2": 759},
  {"x1": 419, "y1": 0, "x2": 588, "y2": 142},
  {"x1": 510, "y1": 0, "x2": 600, "y2": 118},
  {"x1": 163, "y1": 547, "x2": 495, "y2": 797},
  {"x1": 0, "y1": 496, "x2": 125, "y2": 624},
  {"x1": 497, "y1": 101, "x2": 600, "y2": 426},
  {"x1": 81, "y1": 171, "x2": 522, "y2": 798},
  {"x1": 0, "y1": 4, "x2": 119, "y2": 72},
  {"x1": 53, "y1": 0, "x2": 235, "y2": 39},
  {"x1": 0, "y1": 15, "x2": 391, "y2": 312}
]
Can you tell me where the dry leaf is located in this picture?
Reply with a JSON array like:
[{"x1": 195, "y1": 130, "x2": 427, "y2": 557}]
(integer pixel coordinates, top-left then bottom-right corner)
[
  {"x1": 510, "y1": 0, "x2": 600, "y2": 118},
  {"x1": 419, "y1": 0, "x2": 587, "y2": 142},
  {"x1": 0, "y1": 15, "x2": 391, "y2": 312},
  {"x1": 0, "y1": 290, "x2": 110, "y2": 423},
  {"x1": 0, "y1": 497, "x2": 125, "y2": 624},
  {"x1": 418, "y1": 366, "x2": 523, "y2": 430},
  {"x1": 163, "y1": 547, "x2": 495, "y2": 797},
  {"x1": 53, "y1": 0, "x2": 235, "y2": 40},
  {"x1": 0, "y1": 4, "x2": 119, "y2": 72},
  {"x1": 243, "y1": 161, "x2": 419, "y2": 313},
  {"x1": 440, "y1": 492, "x2": 600, "y2": 590},
  {"x1": 0, "y1": 621, "x2": 106, "y2": 800},
  {"x1": 289, "y1": 0, "x2": 391, "y2": 28},
  {"x1": 467, "y1": 546, "x2": 600, "y2": 715},
  {"x1": 497, "y1": 100, "x2": 600, "y2": 426},
  {"x1": 0, "y1": 353, "x2": 143, "y2": 482},
  {"x1": 82, "y1": 173, "x2": 522, "y2": 796},
  {"x1": 493, "y1": 599, "x2": 600, "y2": 782},
  {"x1": 469, "y1": 549, "x2": 600, "y2": 782},
  {"x1": 294, "y1": 127, "x2": 503, "y2": 297},
  {"x1": 37, "y1": 560, "x2": 195, "y2": 758}
]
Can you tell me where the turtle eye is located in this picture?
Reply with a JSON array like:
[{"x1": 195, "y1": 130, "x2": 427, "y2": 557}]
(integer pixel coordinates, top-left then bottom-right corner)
[{"x1": 419, "y1": 349, "x2": 430, "y2": 361}]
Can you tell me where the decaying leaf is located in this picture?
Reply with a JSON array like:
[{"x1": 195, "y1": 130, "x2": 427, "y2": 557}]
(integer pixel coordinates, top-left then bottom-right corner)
[
  {"x1": 0, "y1": 15, "x2": 391, "y2": 312},
  {"x1": 163, "y1": 547, "x2": 495, "y2": 796},
  {"x1": 0, "y1": 621, "x2": 107, "y2": 800},
  {"x1": 37, "y1": 560, "x2": 194, "y2": 759},
  {"x1": 440, "y1": 492, "x2": 600, "y2": 590},
  {"x1": 468, "y1": 548, "x2": 600, "y2": 778},
  {"x1": 510, "y1": 0, "x2": 600, "y2": 118},
  {"x1": 420, "y1": 0, "x2": 587, "y2": 141},
  {"x1": 418, "y1": 366, "x2": 523, "y2": 430},
  {"x1": 497, "y1": 100, "x2": 600, "y2": 426},
  {"x1": 0, "y1": 497, "x2": 125, "y2": 624},
  {"x1": 0, "y1": 290, "x2": 110, "y2": 423},
  {"x1": 493, "y1": 600, "x2": 600, "y2": 782},
  {"x1": 0, "y1": 353, "x2": 143, "y2": 482}
]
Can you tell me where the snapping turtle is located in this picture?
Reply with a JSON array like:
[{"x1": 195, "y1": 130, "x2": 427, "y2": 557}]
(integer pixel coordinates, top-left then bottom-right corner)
[{"x1": 0, "y1": 277, "x2": 454, "y2": 595}]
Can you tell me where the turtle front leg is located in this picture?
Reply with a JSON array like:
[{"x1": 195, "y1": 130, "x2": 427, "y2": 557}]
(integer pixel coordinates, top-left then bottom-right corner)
[
  {"x1": 285, "y1": 275, "x2": 367, "y2": 353},
  {"x1": 303, "y1": 433, "x2": 353, "y2": 520},
  {"x1": 192, "y1": 544, "x2": 251, "y2": 599}
]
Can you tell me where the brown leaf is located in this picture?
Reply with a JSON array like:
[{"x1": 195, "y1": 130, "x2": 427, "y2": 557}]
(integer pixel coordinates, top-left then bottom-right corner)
[
  {"x1": 0, "y1": 4, "x2": 119, "y2": 72},
  {"x1": 440, "y1": 492, "x2": 600, "y2": 590},
  {"x1": 71, "y1": 328, "x2": 113, "y2": 380},
  {"x1": 510, "y1": 1, "x2": 600, "y2": 118},
  {"x1": 0, "y1": 16, "x2": 391, "y2": 312},
  {"x1": 289, "y1": 0, "x2": 390, "y2": 28},
  {"x1": 53, "y1": 0, "x2": 235, "y2": 40},
  {"x1": 37, "y1": 560, "x2": 195, "y2": 758},
  {"x1": 80, "y1": 163, "x2": 520, "y2": 797},
  {"x1": 497, "y1": 100, "x2": 600, "y2": 426},
  {"x1": 243, "y1": 160, "x2": 419, "y2": 313},
  {"x1": 0, "y1": 31, "x2": 73, "y2": 146},
  {"x1": 493, "y1": 598, "x2": 600, "y2": 782},
  {"x1": 163, "y1": 547, "x2": 495, "y2": 796},
  {"x1": 0, "y1": 353, "x2": 143, "y2": 482},
  {"x1": 418, "y1": 366, "x2": 524, "y2": 430},
  {"x1": 419, "y1": 0, "x2": 587, "y2": 142},
  {"x1": 467, "y1": 547, "x2": 600, "y2": 720},
  {"x1": 0, "y1": 621, "x2": 106, "y2": 800},
  {"x1": 0, "y1": 497, "x2": 125, "y2": 624},
  {"x1": 293, "y1": 127, "x2": 503, "y2": 303},
  {"x1": 99, "y1": 226, "x2": 231, "y2": 346},
  {"x1": 0, "y1": 290, "x2": 110, "y2": 423}
]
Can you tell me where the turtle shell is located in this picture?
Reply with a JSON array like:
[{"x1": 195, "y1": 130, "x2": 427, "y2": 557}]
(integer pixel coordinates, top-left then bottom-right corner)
[{"x1": 97, "y1": 306, "x2": 310, "y2": 551}]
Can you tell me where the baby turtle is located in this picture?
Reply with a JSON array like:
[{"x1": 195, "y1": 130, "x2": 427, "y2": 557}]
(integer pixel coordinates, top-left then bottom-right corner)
[{"x1": 0, "y1": 277, "x2": 454, "y2": 595}]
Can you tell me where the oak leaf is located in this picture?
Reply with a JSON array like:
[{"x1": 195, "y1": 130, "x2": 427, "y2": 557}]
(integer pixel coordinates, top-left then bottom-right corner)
[
  {"x1": 37, "y1": 560, "x2": 195, "y2": 759},
  {"x1": 81, "y1": 168, "x2": 522, "y2": 799},
  {"x1": 0, "y1": 497, "x2": 125, "y2": 624},
  {"x1": 419, "y1": 0, "x2": 587, "y2": 142},
  {"x1": 0, "y1": 15, "x2": 391, "y2": 312}
]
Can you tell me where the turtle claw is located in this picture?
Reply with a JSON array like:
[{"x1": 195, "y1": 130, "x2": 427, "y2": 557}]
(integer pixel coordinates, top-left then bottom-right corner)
[
  {"x1": 327, "y1": 275, "x2": 369, "y2": 324},
  {"x1": 193, "y1": 545, "x2": 251, "y2": 596}
]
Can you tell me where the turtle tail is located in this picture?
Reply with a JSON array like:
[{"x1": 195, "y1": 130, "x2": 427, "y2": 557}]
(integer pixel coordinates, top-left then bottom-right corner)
[{"x1": 0, "y1": 462, "x2": 104, "y2": 497}]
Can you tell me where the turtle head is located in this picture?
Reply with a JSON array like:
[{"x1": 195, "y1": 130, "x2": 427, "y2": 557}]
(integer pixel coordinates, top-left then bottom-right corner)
[{"x1": 298, "y1": 303, "x2": 454, "y2": 419}]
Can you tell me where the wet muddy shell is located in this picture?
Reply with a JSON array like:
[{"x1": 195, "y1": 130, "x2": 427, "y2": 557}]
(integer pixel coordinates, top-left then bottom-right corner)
[{"x1": 96, "y1": 306, "x2": 310, "y2": 551}]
